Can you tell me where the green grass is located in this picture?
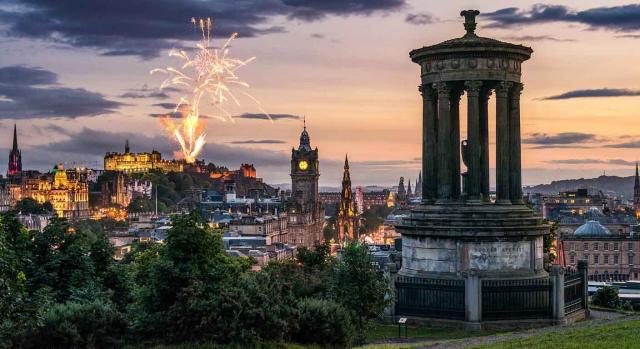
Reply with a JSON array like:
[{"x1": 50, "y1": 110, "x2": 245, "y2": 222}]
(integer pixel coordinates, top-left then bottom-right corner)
[
  {"x1": 365, "y1": 324, "x2": 499, "y2": 342},
  {"x1": 467, "y1": 319, "x2": 640, "y2": 349}
]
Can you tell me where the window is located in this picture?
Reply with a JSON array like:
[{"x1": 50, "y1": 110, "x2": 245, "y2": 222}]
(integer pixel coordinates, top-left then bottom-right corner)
[
  {"x1": 594, "y1": 255, "x2": 599, "y2": 264},
  {"x1": 614, "y1": 242, "x2": 619, "y2": 251},
  {"x1": 604, "y1": 243, "x2": 609, "y2": 251},
  {"x1": 570, "y1": 243, "x2": 575, "y2": 251},
  {"x1": 630, "y1": 243, "x2": 634, "y2": 251},
  {"x1": 614, "y1": 255, "x2": 619, "y2": 264},
  {"x1": 594, "y1": 243, "x2": 599, "y2": 251},
  {"x1": 604, "y1": 255, "x2": 609, "y2": 264},
  {"x1": 570, "y1": 255, "x2": 575, "y2": 264},
  {"x1": 584, "y1": 242, "x2": 589, "y2": 250},
  {"x1": 583, "y1": 254, "x2": 589, "y2": 263}
]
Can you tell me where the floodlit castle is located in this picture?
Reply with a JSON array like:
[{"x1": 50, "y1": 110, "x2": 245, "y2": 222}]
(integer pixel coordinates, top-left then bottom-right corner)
[{"x1": 104, "y1": 140, "x2": 183, "y2": 173}]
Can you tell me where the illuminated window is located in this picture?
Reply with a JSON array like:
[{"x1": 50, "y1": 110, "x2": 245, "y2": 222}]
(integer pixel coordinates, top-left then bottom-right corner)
[{"x1": 585, "y1": 199, "x2": 590, "y2": 203}]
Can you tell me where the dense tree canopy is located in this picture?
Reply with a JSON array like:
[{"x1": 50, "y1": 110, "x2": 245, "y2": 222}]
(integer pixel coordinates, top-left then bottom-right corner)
[{"x1": 0, "y1": 211, "x2": 390, "y2": 348}]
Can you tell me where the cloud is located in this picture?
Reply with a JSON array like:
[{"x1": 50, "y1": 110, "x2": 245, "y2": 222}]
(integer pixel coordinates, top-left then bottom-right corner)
[
  {"x1": 227, "y1": 139, "x2": 286, "y2": 144},
  {"x1": 0, "y1": 0, "x2": 405, "y2": 59},
  {"x1": 503, "y1": 35, "x2": 575, "y2": 42},
  {"x1": 0, "y1": 65, "x2": 123, "y2": 119},
  {"x1": 546, "y1": 159, "x2": 635, "y2": 166},
  {"x1": 235, "y1": 112, "x2": 302, "y2": 121},
  {"x1": 283, "y1": 0, "x2": 406, "y2": 21},
  {"x1": 310, "y1": 33, "x2": 325, "y2": 39},
  {"x1": 522, "y1": 132, "x2": 598, "y2": 146},
  {"x1": 152, "y1": 103, "x2": 177, "y2": 110},
  {"x1": 352, "y1": 159, "x2": 420, "y2": 166},
  {"x1": 605, "y1": 140, "x2": 640, "y2": 148},
  {"x1": 405, "y1": 13, "x2": 434, "y2": 25},
  {"x1": 541, "y1": 88, "x2": 640, "y2": 100},
  {"x1": 483, "y1": 4, "x2": 640, "y2": 32}
]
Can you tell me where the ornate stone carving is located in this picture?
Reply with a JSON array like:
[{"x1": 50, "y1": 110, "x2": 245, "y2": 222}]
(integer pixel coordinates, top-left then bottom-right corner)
[
  {"x1": 465, "y1": 80, "x2": 482, "y2": 97},
  {"x1": 495, "y1": 81, "x2": 513, "y2": 97}
]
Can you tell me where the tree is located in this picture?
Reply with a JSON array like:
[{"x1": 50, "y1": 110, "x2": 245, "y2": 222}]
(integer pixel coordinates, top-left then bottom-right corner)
[
  {"x1": 294, "y1": 298, "x2": 353, "y2": 348},
  {"x1": 331, "y1": 243, "x2": 390, "y2": 343},
  {"x1": 14, "y1": 198, "x2": 53, "y2": 214},
  {"x1": 593, "y1": 285, "x2": 619, "y2": 308}
]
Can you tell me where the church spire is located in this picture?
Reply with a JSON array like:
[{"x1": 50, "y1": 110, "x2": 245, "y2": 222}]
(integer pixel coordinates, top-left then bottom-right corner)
[
  {"x1": 125, "y1": 139, "x2": 130, "y2": 154},
  {"x1": 12, "y1": 124, "x2": 18, "y2": 151},
  {"x1": 7, "y1": 123, "x2": 22, "y2": 176}
]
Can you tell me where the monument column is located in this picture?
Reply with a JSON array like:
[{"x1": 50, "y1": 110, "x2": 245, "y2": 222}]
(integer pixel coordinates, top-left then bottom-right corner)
[
  {"x1": 495, "y1": 81, "x2": 512, "y2": 205},
  {"x1": 479, "y1": 88, "x2": 491, "y2": 202},
  {"x1": 509, "y1": 83, "x2": 524, "y2": 204},
  {"x1": 465, "y1": 81, "x2": 482, "y2": 203},
  {"x1": 435, "y1": 82, "x2": 453, "y2": 202},
  {"x1": 451, "y1": 89, "x2": 463, "y2": 200},
  {"x1": 420, "y1": 84, "x2": 437, "y2": 204}
]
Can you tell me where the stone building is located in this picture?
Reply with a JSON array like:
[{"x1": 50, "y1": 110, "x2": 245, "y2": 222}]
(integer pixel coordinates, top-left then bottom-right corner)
[
  {"x1": 542, "y1": 189, "x2": 605, "y2": 220},
  {"x1": 393, "y1": 10, "x2": 581, "y2": 326},
  {"x1": 634, "y1": 163, "x2": 640, "y2": 216},
  {"x1": 10, "y1": 164, "x2": 90, "y2": 219},
  {"x1": 286, "y1": 124, "x2": 324, "y2": 248},
  {"x1": 337, "y1": 155, "x2": 358, "y2": 243},
  {"x1": 562, "y1": 221, "x2": 640, "y2": 281},
  {"x1": 104, "y1": 140, "x2": 183, "y2": 173}
]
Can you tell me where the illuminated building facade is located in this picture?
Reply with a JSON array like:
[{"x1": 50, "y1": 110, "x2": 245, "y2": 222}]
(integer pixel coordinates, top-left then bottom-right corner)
[
  {"x1": 11, "y1": 164, "x2": 89, "y2": 219},
  {"x1": 337, "y1": 155, "x2": 358, "y2": 243},
  {"x1": 104, "y1": 140, "x2": 183, "y2": 173},
  {"x1": 287, "y1": 124, "x2": 324, "y2": 248},
  {"x1": 7, "y1": 124, "x2": 21, "y2": 177}
]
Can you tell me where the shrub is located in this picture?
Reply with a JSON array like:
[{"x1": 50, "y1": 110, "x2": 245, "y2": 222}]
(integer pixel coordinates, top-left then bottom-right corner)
[
  {"x1": 621, "y1": 301, "x2": 634, "y2": 312},
  {"x1": 31, "y1": 299, "x2": 126, "y2": 348},
  {"x1": 593, "y1": 285, "x2": 619, "y2": 308},
  {"x1": 294, "y1": 298, "x2": 353, "y2": 348}
]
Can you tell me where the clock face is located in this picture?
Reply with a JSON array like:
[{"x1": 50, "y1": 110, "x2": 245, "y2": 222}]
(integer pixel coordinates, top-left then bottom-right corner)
[{"x1": 298, "y1": 160, "x2": 309, "y2": 170}]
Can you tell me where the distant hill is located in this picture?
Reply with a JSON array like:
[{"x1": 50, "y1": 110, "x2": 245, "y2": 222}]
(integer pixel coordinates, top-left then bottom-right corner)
[{"x1": 524, "y1": 175, "x2": 635, "y2": 198}]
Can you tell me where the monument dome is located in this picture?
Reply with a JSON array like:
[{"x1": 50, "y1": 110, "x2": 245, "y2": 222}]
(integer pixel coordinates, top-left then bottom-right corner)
[{"x1": 574, "y1": 220, "x2": 611, "y2": 236}]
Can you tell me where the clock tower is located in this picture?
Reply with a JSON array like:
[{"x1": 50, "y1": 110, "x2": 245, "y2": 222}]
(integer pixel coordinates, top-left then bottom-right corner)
[
  {"x1": 291, "y1": 123, "x2": 320, "y2": 214},
  {"x1": 287, "y1": 122, "x2": 324, "y2": 248}
]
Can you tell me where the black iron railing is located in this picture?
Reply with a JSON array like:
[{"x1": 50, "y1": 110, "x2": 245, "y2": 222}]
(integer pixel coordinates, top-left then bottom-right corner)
[
  {"x1": 395, "y1": 276, "x2": 465, "y2": 320},
  {"x1": 564, "y1": 271, "x2": 586, "y2": 314},
  {"x1": 482, "y1": 278, "x2": 552, "y2": 320}
]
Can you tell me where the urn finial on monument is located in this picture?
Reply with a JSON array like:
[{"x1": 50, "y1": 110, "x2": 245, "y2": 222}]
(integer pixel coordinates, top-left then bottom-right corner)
[{"x1": 460, "y1": 9, "x2": 480, "y2": 37}]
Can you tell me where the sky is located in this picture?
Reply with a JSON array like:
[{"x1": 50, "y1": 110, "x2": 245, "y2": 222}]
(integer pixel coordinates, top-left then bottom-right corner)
[{"x1": 0, "y1": 0, "x2": 639, "y2": 188}]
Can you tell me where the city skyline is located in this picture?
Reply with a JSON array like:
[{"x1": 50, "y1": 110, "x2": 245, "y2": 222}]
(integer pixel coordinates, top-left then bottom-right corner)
[{"x1": 1, "y1": 1, "x2": 640, "y2": 186}]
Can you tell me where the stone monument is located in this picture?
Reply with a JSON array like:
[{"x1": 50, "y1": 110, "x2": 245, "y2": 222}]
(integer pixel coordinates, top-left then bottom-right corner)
[{"x1": 395, "y1": 10, "x2": 553, "y2": 326}]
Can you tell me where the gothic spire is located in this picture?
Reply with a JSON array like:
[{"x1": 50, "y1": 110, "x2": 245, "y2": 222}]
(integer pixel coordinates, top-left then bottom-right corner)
[
  {"x1": 342, "y1": 154, "x2": 351, "y2": 182},
  {"x1": 12, "y1": 124, "x2": 18, "y2": 151},
  {"x1": 125, "y1": 139, "x2": 130, "y2": 154},
  {"x1": 298, "y1": 120, "x2": 311, "y2": 151}
]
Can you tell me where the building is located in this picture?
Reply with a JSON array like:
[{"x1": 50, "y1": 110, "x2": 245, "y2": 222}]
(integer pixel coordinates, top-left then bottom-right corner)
[
  {"x1": 7, "y1": 124, "x2": 21, "y2": 177},
  {"x1": 362, "y1": 190, "x2": 392, "y2": 209},
  {"x1": 396, "y1": 176, "x2": 406, "y2": 203},
  {"x1": 415, "y1": 171, "x2": 422, "y2": 197},
  {"x1": 562, "y1": 220, "x2": 640, "y2": 281},
  {"x1": 229, "y1": 214, "x2": 288, "y2": 245},
  {"x1": 286, "y1": 123, "x2": 324, "y2": 248},
  {"x1": 11, "y1": 164, "x2": 90, "y2": 219},
  {"x1": 337, "y1": 155, "x2": 358, "y2": 243},
  {"x1": 355, "y1": 186, "x2": 364, "y2": 215},
  {"x1": 104, "y1": 140, "x2": 183, "y2": 173},
  {"x1": 542, "y1": 189, "x2": 605, "y2": 220},
  {"x1": 101, "y1": 172, "x2": 153, "y2": 208}
]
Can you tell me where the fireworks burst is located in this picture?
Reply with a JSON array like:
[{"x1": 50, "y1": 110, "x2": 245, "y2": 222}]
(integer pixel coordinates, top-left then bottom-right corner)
[{"x1": 151, "y1": 17, "x2": 266, "y2": 163}]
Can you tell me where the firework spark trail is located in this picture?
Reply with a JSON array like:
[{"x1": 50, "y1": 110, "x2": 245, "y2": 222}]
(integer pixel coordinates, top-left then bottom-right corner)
[{"x1": 151, "y1": 17, "x2": 267, "y2": 163}]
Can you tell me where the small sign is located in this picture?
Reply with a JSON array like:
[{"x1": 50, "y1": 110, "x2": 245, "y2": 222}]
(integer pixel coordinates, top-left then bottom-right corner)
[{"x1": 398, "y1": 317, "x2": 407, "y2": 324}]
